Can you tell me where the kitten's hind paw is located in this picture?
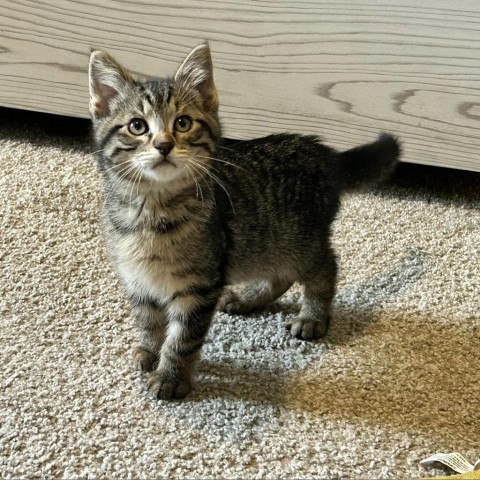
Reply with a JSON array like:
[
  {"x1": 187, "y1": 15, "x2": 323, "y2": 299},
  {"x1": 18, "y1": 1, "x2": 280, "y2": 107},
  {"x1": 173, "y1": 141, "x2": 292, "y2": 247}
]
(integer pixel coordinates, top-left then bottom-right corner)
[
  {"x1": 133, "y1": 347, "x2": 158, "y2": 372},
  {"x1": 218, "y1": 289, "x2": 253, "y2": 315},
  {"x1": 223, "y1": 301, "x2": 254, "y2": 315},
  {"x1": 217, "y1": 290, "x2": 259, "y2": 315},
  {"x1": 285, "y1": 317, "x2": 329, "y2": 340},
  {"x1": 145, "y1": 371, "x2": 192, "y2": 401}
]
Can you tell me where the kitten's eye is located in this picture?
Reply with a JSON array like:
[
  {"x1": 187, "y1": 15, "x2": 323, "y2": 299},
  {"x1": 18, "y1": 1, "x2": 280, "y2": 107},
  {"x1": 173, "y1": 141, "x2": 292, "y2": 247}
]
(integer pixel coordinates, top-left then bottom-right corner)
[
  {"x1": 174, "y1": 115, "x2": 192, "y2": 133},
  {"x1": 128, "y1": 118, "x2": 148, "y2": 136}
]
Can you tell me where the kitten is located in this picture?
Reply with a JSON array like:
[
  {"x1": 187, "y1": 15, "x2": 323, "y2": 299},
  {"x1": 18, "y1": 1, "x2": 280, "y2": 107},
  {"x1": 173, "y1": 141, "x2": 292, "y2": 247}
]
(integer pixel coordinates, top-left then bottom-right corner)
[{"x1": 88, "y1": 43, "x2": 400, "y2": 401}]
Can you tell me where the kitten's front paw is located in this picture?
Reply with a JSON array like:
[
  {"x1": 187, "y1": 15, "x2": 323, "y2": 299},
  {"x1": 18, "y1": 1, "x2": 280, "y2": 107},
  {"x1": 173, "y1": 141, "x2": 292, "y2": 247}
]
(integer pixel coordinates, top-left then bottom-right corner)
[
  {"x1": 146, "y1": 371, "x2": 192, "y2": 401},
  {"x1": 133, "y1": 347, "x2": 158, "y2": 372},
  {"x1": 286, "y1": 317, "x2": 329, "y2": 340}
]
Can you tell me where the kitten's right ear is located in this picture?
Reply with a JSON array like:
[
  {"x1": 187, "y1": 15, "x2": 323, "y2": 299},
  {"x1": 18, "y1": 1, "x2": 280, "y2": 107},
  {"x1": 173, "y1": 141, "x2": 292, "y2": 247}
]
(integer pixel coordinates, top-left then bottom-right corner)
[
  {"x1": 89, "y1": 50, "x2": 133, "y2": 119},
  {"x1": 174, "y1": 43, "x2": 218, "y2": 112}
]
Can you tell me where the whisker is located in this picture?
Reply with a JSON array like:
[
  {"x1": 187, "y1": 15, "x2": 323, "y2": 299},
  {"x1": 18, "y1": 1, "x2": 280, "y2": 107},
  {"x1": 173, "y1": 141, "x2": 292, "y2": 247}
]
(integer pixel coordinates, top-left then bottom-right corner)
[
  {"x1": 187, "y1": 158, "x2": 235, "y2": 213},
  {"x1": 104, "y1": 165, "x2": 136, "y2": 200},
  {"x1": 196, "y1": 154, "x2": 247, "y2": 173},
  {"x1": 185, "y1": 164, "x2": 204, "y2": 204},
  {"x1": 103, "y1": 163, "x2": 139, "y2": 204},
  {"x1": 134, "y1": 166, "x2": 143, "y2": 204},
  {"x1": 89, "y1": 147, "x2": 107, "y2": 156},
  {"x1": 187, "y1": 161, "x2": 215, "y2": 204},
  {"x1": 104, "y1": 158, "x2": 135, "y2": 174},
  {"x1": 216, "y1": 144, "x2": 239, "y2": 153},
  {"x1": 106, "y1": 161, "x2": 137, "y2": 187},
  {"x1": 128, "y1": 166, "x2": 144, "y2": 206},
  {"x1": 126, "y1": 167, "x2": 139, "y2": 206}
]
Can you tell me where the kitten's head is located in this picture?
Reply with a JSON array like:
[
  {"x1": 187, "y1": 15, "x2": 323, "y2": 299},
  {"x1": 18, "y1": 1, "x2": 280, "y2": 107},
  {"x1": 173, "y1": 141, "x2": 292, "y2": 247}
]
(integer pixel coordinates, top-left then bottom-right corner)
[{"x1": 88, "y1": 43, "x2": 220, "y2": 190}]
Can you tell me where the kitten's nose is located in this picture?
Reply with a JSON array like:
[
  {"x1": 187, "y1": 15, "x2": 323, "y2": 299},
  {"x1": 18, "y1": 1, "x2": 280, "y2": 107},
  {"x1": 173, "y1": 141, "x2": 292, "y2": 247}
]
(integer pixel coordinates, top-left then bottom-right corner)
[{"x1": 155, "y1": 141, "x2": 174, "y2": 157}]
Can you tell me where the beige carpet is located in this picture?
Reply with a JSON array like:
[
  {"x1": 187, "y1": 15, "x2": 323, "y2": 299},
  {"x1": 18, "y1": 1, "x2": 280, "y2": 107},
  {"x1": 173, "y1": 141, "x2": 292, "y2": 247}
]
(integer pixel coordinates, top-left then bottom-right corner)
[{"x1": 1, "y1": 107, "x2": 479, "y2": 480}]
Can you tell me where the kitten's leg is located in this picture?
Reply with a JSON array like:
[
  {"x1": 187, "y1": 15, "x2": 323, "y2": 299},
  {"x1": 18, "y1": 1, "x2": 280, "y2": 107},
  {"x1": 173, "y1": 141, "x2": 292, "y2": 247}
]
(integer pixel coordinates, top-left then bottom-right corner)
[
  {"x1": 131, "y1": 298, "x2": 168, "y2": 372},
  {"x1": 146, "y1": 288, "x2": 220, "y2": 400},
  {"x1": 287, "y1": 250, "x2": 337, "y2": 340},
  {"x1": 219, "y1": 278, "x2": 292, "y2": 315}
]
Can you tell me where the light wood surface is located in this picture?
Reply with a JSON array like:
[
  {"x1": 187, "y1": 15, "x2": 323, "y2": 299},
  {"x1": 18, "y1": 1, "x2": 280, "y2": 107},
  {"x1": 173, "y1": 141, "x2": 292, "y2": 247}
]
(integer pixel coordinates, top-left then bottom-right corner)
[{"x1": 1, "y1": 0, "x2": 480, "y2": 171}]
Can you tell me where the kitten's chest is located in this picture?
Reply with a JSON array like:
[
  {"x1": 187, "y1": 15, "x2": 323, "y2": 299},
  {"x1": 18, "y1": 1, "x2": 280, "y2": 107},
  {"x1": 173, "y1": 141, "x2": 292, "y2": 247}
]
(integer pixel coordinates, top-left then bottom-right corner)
[{"x1": 112, "y1": 230, "x2": 194, "y2": 301}]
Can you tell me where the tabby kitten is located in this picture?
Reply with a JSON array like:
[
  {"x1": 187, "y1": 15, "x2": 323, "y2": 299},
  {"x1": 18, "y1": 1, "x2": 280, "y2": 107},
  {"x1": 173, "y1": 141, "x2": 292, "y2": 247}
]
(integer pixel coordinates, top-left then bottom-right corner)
[{"x1": 89, "y1": 43, "x2": 400, "y2": 401}]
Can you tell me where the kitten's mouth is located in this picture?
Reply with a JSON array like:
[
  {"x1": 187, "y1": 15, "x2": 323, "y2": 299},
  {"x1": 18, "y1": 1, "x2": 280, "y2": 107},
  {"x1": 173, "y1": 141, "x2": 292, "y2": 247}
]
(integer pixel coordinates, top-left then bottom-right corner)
[{"x1": 152, "y1": 157, "x2": 177, "y2": 169}]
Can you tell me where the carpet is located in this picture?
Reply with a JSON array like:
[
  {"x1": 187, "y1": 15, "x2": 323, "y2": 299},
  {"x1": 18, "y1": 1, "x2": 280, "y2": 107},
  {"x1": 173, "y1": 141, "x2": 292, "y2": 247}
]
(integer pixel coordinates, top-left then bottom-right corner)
[{"x1": 1, "y1": 107, "x2": 479, "y2": 479}]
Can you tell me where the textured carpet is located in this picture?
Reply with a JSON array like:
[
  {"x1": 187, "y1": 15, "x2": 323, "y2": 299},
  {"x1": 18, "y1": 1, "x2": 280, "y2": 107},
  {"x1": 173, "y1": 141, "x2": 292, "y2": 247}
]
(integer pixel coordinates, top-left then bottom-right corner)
[{"x1": 1, "y1": 107, "x2": 479, "y2": 480}]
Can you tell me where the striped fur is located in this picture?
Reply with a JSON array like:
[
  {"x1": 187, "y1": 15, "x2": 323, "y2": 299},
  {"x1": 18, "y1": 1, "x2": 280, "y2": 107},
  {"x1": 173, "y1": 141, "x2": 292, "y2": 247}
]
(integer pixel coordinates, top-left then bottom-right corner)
[{"x1": 89, "y1": 43, "x2": 400, "y2": 401}]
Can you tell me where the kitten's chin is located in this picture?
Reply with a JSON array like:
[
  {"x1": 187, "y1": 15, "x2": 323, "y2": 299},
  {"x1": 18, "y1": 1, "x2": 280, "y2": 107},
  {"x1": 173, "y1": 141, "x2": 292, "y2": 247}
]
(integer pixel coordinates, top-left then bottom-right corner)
[
  {"x1": 138, "y1": 154, "x2": 184, "y2": 184},
  {"x1": 142, "y1": 165, "x2": 185, "y2": 184}
]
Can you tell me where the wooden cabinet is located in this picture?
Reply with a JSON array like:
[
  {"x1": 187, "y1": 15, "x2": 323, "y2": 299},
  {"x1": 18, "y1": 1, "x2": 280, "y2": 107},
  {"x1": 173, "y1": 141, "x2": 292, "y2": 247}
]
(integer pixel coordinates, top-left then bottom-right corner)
[{"x1": 1, "y1": 0, "x2": 479, "y2": 171}]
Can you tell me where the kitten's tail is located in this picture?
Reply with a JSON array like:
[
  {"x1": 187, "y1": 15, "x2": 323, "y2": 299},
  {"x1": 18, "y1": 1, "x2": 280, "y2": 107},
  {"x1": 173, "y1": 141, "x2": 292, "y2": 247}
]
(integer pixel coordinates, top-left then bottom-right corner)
[{"x1": 338, "y1": 133, "x2": 401, "y2": 192}]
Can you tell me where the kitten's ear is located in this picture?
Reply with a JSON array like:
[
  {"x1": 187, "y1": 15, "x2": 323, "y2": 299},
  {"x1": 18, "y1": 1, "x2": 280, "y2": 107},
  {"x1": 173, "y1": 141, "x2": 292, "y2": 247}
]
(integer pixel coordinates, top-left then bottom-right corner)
[
  {"x1": 89, "y1": 50, "x2": 133, "y2": 118},
  {"x1": 174, "y1": 43, "x2": 218, "y2": 112}
]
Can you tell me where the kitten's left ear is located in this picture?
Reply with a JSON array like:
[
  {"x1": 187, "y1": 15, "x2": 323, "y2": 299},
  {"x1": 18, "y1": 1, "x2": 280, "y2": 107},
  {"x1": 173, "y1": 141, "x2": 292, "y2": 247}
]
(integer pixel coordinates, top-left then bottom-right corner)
[
  {"x1": 89, "y1": 50, "x2": 133, "y2": 119},
  {"x1": 174, "y1": 43, "x2": 219, "y2": 112}
]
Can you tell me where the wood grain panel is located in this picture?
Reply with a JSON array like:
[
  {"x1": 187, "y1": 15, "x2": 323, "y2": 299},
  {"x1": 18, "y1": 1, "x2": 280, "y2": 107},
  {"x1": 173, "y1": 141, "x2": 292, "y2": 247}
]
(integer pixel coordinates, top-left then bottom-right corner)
[{"x1": 1, "y1": 0, "x2": 480, "y2": 171}]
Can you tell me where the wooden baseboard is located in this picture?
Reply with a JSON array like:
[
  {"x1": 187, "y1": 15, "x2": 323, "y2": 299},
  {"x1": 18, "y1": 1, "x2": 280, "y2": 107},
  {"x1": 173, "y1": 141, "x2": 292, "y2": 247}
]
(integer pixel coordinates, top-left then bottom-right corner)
[{"x1": 1, "y1": 0, "x2": 479, "y2": 171}]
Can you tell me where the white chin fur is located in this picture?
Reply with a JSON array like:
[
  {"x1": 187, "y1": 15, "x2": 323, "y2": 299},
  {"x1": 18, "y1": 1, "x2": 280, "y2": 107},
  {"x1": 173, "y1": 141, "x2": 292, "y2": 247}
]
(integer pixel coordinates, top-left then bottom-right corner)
[
  {"x1": 142, "y1": 164, "x2": 183, "y2": 183},
  {"x1": 136, "y1": 153, "x2": 185, "y2": 183}
]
